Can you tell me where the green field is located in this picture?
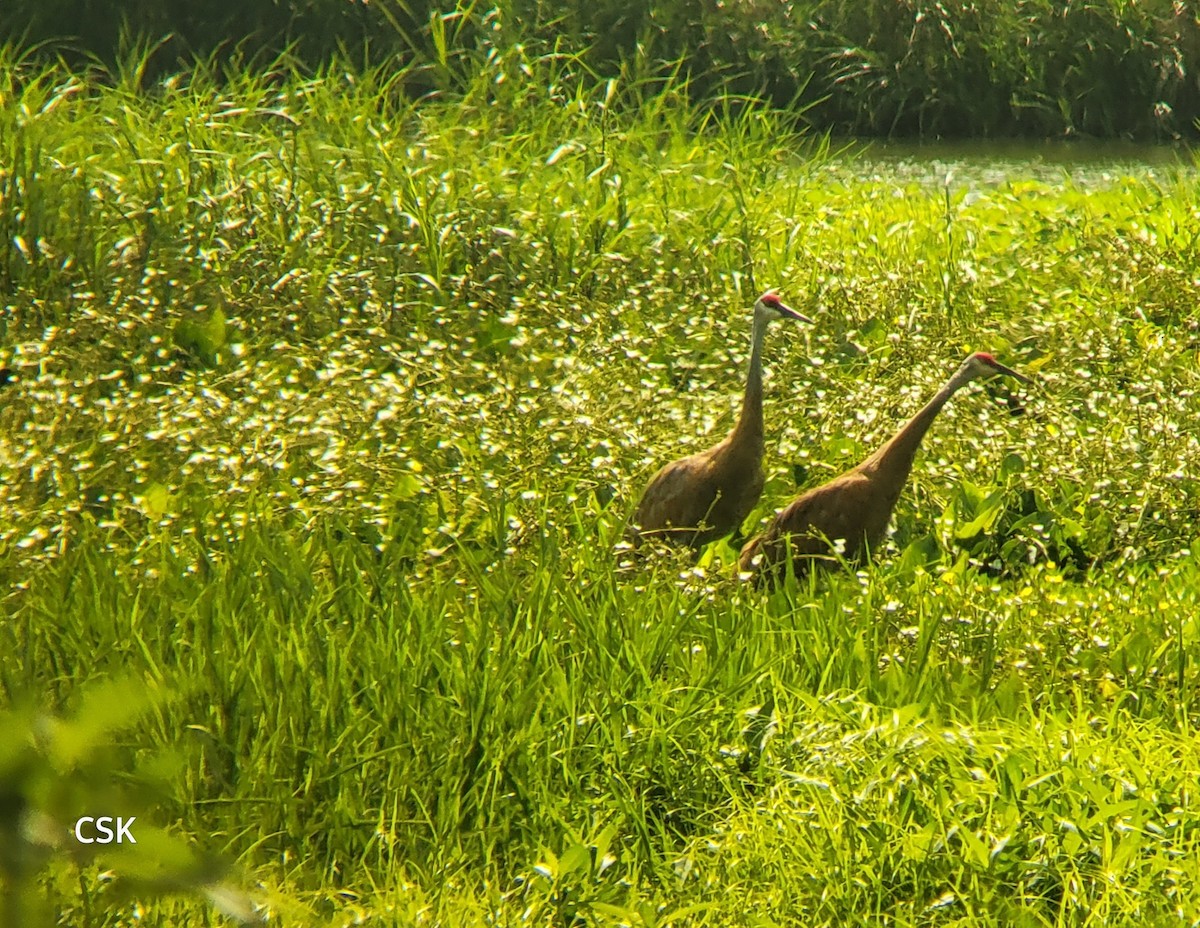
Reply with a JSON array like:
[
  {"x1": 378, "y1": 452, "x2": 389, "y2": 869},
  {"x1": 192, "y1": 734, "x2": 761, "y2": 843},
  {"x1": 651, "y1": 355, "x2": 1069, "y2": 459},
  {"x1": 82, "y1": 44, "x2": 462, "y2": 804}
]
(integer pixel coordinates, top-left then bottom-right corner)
[
  {"x1": 3, "y1": 49, "x2": 1200, "y2": 926},
  {"x1": 5, "y1": 0, "x2": 1198, "y2": 139}
]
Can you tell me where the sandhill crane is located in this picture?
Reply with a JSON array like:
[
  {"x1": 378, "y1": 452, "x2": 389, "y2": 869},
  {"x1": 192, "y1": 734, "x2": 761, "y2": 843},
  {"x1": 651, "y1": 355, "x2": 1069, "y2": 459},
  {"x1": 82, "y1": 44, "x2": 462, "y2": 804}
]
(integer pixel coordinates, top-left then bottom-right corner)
[
  {"x1": 626, "y1": 291, "x2": 814, "y2": 552},
  {"x1": 739, "y1": 352, "x2": 1030, "y2": 582}
]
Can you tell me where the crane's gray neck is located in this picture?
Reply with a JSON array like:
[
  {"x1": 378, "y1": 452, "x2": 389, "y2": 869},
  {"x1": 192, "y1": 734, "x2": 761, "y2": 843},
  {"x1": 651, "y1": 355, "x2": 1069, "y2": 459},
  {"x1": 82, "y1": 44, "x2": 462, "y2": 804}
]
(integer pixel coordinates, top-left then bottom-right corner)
[
  {"x1": 861, "y1": 369, "x2": 973, "y2": 479},
  {"x1": 731, "y1": 313, "x2": 769, "y2": 448}
]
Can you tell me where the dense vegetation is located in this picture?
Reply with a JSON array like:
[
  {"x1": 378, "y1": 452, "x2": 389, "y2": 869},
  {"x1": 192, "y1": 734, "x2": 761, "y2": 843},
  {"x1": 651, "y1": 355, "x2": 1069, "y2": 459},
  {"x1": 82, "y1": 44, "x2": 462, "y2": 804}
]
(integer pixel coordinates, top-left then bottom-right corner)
[
  {"x1": 3, "y1": 0, "x2": 1199, "y2": 139},
  {"x1": 2, "y1": 41, "x2": 1200, "y2": 926}
]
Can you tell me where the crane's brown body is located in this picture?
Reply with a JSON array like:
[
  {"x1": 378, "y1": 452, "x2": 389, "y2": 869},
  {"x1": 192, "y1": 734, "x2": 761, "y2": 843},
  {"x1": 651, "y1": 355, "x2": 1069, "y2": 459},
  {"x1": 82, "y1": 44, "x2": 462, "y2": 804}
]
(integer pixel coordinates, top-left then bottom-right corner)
[
  {"x1": 739, "y1": 353, "x2": 1030, "y2": 582},
  {"x1": 628, "y1": 293, "x2": 811, "y2": 551},
  {"x1": 629, "y1": 406, "x2": 766, "y2": 550}
]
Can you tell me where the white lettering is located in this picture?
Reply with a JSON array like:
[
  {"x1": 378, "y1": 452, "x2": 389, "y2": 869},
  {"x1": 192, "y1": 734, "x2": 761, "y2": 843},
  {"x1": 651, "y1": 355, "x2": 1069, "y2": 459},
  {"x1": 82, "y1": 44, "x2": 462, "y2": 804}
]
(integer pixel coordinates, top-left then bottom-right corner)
[
  {"x1": 116, "y1": 817, "x2": 136, "y2": 843},
  {"x1": 74, "y1": 817, "x2": 95, "y2": 844},
  {"x1": 73, "y1": 816, "x2": 137, "y2": 844},
  {"x1": 94, "y1": 817, "x2": 114, "y2": 843}
]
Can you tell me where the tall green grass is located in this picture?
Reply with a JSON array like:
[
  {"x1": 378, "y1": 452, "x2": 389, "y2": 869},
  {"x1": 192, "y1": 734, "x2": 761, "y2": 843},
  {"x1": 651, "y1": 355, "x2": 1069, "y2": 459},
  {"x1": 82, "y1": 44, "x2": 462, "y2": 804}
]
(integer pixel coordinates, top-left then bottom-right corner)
[
  {"x1": 3, "y1": 0, "x2": 1199, "y2": 138},
  {"x1": 2, "y1": 51, "x2": 1200, "y2": 924}
]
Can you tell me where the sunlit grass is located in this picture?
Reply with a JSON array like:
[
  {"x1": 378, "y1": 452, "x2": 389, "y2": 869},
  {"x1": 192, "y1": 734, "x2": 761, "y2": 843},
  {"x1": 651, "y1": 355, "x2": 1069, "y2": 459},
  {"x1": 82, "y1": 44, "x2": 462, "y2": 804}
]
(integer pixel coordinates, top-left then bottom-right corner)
[
  {"x1": 4, "y1": 0, "x2": 1196, "y2": 139},
  {"x1": 2, "y1": 49, "x2": 1199, "y2": 925}
]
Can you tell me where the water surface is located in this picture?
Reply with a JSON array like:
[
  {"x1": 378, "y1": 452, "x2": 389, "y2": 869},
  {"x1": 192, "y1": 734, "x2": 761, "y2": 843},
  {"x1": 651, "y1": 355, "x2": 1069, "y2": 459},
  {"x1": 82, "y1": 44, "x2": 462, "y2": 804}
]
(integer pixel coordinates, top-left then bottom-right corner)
[{"x1": 829, "y1": 138, "x2": 1196, "y2": 190}]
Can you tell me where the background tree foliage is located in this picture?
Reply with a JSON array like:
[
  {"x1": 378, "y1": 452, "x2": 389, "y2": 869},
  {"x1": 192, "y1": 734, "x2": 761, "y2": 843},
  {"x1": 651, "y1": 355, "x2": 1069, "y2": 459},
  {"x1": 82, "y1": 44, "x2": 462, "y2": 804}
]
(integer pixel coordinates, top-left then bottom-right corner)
[{"x1": 3, "y1": 0, "x2": 1199, "y2": 138}]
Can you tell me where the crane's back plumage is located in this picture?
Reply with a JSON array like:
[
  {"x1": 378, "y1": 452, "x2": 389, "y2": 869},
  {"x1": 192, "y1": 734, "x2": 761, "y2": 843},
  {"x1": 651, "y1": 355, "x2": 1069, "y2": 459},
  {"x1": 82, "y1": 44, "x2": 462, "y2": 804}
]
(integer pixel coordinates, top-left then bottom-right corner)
[
  {"x1": 629, "y1": 435, "x2": 764, "y2": 550},
  {"x1": 737, "y1": 470, "x2": 891, "y2": 578}
]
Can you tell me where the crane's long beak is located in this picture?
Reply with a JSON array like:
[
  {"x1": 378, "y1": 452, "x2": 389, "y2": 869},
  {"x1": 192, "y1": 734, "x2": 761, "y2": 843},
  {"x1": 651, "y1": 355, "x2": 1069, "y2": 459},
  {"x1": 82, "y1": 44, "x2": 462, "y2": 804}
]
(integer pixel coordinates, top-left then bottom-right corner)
[
  {"x1": 779, "y1": 303, "x2": 815, "y2": 325},
  {"x1": 991, "y1": 360, "x2": 1032, "y2": 385}
]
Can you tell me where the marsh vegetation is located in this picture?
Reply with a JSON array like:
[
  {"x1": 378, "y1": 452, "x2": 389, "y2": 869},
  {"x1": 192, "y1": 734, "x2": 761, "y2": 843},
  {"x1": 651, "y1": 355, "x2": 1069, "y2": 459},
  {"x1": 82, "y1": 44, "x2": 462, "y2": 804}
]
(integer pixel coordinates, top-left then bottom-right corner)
[{"x1": 2, "y1": 38, "x2": 1200, "y2": 926}]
